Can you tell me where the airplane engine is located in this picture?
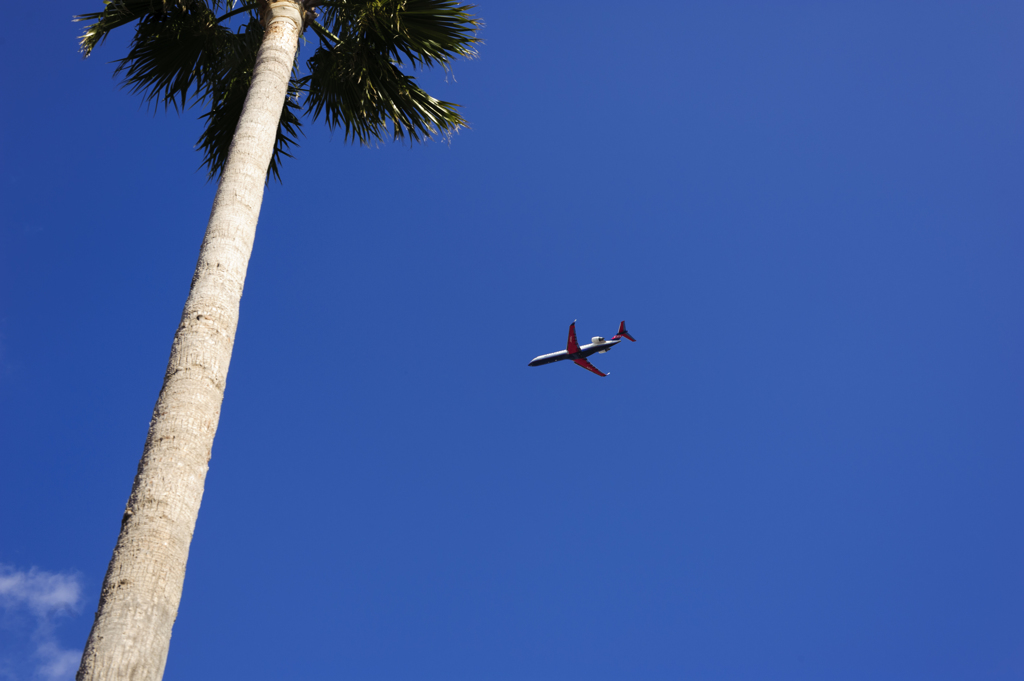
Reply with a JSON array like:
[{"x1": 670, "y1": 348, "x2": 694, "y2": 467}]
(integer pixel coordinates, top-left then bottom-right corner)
[{"x1": 591, "y1": 336, "x2": 605, "y2": 344}]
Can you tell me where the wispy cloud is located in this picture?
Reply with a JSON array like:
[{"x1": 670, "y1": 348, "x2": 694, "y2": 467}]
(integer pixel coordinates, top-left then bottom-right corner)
[{"x1": 0, "y1": 565, "x2": 83, "y2": 681}]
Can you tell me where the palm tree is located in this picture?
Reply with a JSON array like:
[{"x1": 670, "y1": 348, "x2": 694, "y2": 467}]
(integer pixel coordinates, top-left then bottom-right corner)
[{"x1": 74, "y1": 2, "x2": 478, "y2": 679}]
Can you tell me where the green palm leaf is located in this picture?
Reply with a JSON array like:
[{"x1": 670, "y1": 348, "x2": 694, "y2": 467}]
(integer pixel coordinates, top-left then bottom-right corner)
[
  {"x1": 76, "y1": 0, "x2": 237, "y2": 57},
  {"x1": 113, "y1": 2, "x2": 230, "y2": 110},
  {"x1": 304, "y1": 0, "x2": 478, "y2": 144},
  {"x1": 77, "y1": 0, "x2": 163, "y2": 57},
  {"x1": 315, "y1": 0, "x2": 478, "y2": 69},
  {"x1": 78, "y1": 0, "x2": 479, "y2": 179},
  {"x1": 302, "y1": 42, "x2": 465, "y2": 144}
]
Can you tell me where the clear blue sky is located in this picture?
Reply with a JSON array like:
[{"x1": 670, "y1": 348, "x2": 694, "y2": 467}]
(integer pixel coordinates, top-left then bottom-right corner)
[{"x1": 1, "y1": 2, "x2": 1022, "y2": 679}]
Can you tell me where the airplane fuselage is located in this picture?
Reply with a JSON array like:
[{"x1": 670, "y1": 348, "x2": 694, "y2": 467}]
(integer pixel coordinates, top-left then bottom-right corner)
[
  {"x1": 529, "y1": 321, "x2": 635, "y2": 376},
  {"x1": 528, "y1": 338, "x2": 622, "y2": 367}
]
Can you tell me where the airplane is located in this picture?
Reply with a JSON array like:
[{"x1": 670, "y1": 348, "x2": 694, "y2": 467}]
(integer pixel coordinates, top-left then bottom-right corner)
[{"x1": 528, "y1": 320, "x2": 636, "y2": 377}]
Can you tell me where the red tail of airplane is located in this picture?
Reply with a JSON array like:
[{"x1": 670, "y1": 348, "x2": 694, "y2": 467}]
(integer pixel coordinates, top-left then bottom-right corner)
[{"x1": 612, "y1": 321, "x2": 636, "y2": 342}]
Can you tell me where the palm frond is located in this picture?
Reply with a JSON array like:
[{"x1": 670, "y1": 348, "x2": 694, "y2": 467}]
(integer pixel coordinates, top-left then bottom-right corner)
[
  {"x1": 76, "y1": 0, "x2": 163, "y2": 57},
  {"x1": 302, "y1": 42, "x2": 465, "y2": 145},
  {"x1": 197, "y1": 19, "x2": 303, "y2": 181},
  {"x1": 113, "y1": 2, "x2": 233, "y2": 110},
  {"x1": 302, "y1": 0, "x2": 477, "y2": 145},
  {"x1": 373, "y1": 0, "x2": 480, "y2": 68},
  {"x1": 77, "y1": 1, "x2": 245, "y2": 58},
  {"x1": 78, "y1": 0, "x2": 476, "y2": 179},
  {"x1": 316, "y1": 0, "x2": 479, "y2": 69}
]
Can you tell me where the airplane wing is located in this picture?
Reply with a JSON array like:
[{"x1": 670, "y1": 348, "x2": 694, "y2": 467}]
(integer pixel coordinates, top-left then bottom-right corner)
[
  {"x1": 573, "y1": 358, "x2": 608, "y2": 377},
  {"x1": 566, "y1": 321, "x2": 581, "y2": 354}
]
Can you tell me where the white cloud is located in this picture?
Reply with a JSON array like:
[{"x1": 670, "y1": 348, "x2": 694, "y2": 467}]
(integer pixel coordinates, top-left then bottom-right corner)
[
  {"x1": 33, "y1": 644, "x2": 80, "y2": 681},
  {"x1": 0, "y1": 569, "x2": 80, "y2": 616},
  {"x1": 0, "y1": 565, "x2": 83, "y2": 681}
]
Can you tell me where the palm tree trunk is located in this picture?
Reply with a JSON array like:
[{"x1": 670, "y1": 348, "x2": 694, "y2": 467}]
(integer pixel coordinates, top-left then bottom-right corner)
[{"x1": 77, "y1": 4, "x2": 304, "y2": 680}]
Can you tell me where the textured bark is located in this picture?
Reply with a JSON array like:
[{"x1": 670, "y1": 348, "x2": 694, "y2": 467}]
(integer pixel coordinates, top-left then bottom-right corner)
[{"x1": 77, "y1": 4, "x2": 303, "y2": 680}]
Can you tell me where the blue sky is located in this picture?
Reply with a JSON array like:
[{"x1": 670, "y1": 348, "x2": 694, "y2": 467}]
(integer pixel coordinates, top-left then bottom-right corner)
[{"x1": 1, "y1": 1, "x2": 1023, "y2": 679}]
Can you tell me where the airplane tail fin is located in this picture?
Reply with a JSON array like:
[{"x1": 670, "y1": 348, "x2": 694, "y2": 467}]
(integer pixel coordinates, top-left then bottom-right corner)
[{"x1": 612, "y1": 321, "x2": 636, "y2": 342}]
